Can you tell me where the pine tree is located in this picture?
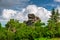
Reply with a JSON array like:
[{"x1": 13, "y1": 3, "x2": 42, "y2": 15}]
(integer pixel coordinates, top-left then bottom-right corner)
[
  {"x1": 51, "y1": 8, "x2": 56, "y2": 22},
  {"x1": 0, "y1": 23, "x2": 2, "y2": 29},
  {"x1": 55, "y1": 9, "x2": 60, "y2": 23},
  {"x1": 47, "y1": 8, "x2": 57, "y2": 37}
]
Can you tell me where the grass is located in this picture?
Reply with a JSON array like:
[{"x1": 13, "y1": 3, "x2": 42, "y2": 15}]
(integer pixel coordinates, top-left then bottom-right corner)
[{"x1": 35, "y1": 38, "x2": 60, "y2": 40}]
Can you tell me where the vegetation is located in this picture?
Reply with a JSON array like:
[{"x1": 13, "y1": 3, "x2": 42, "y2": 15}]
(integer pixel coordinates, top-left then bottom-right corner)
[
  {"x1": 0, "y1": 8, "x2": 60, "y2": 40},
  {"x1": 35, "y1": 38, "x2": 60, "y2": 40}
]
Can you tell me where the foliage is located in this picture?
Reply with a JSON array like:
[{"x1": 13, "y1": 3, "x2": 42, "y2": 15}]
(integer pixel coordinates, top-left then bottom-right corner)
[
  {"x1": 35, "y1": 38, "x2": 60, "y2": 40},
  {"x1": 0, "y1": 9, "x2": 60, "y2": 40}
]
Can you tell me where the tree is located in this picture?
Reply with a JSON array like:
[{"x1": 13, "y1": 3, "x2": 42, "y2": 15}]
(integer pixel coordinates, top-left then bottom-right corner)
[
  {"x1": 5, "y1": 19, "x2": 20, "y2": 33},
  {"x1": 0, "y1": 27, "x2": 7, "y2": 40},
  {"x1": 51, "y1": 8, "x2": 56, "y2": 22},
  {"x1": 48, "y1": 20, "x2": 57, "y2": 38},
  {"x1": 0, "y1": 23, "x2": 2, "y2": 29},
  {"x1": 6, "y1": 30, "x2": 15, "y2": 40},
  {"x1": 53, "y1": 9, "x2": 60, "y2": 37},
  {"x1": 47, "y1": 8, "x2": 57, "y2": 38}
]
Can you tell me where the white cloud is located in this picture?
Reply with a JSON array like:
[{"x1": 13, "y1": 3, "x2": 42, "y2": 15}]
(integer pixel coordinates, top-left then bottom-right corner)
[
  {"x1": 2, "y1": 9, "x2": 17, "y2": 19},
  {"x1": 2, "y1": 9, "x2": 28, "y2": 22},
  {"x1": 54, "y1": 0, "x2": 60, "y2": 2},
  {"x1": 25, "y1": 5, "x2": 38, "y2": 14},
  {"x1": 25, "y1": 5, "x2": 51, "y2": 23},
  {"x1": 1, "y1": 5, "x2": 51, "y2": 26}
]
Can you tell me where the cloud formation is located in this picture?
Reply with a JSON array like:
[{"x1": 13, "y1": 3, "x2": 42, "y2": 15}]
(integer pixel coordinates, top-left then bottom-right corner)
[
  {"x1": 25, "y1": 5, "x2": 51, "y2": 23},
  {"x1": 1, "y1": 5, "x2": 51, "y2": 24},
  {"x1": 2, "y1": 9, "x2": 17, "y2": 19},
  {"x1": 54, "y1": 0, "x2": 60, "y2": 2}
]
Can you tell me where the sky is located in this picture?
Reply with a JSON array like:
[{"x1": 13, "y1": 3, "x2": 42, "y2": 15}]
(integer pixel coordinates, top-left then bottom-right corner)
[{"x1": 0, "y1": 0, "x2": 60, "y2": 26}]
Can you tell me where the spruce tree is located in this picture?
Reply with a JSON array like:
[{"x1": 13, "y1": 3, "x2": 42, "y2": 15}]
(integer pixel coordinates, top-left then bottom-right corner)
[
  {"x1": 0, "y1": 23, "x2": 2, "y2": 29},
  {"x1": 47, "y1": 8, "x2": 57, "y2": 38}
]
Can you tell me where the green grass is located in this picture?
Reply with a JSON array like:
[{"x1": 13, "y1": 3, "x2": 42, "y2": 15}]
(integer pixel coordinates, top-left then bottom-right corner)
[{"x1": 35, "y1": 38, "x2": 60, "y2": 40}]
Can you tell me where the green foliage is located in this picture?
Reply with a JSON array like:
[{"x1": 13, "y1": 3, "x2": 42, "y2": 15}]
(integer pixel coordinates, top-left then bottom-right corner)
[
  {"x1": 35, "y1": 38, "x2": 60, "y2": 40},
  {"x1": 0, "y1": 28, "x2": 7, "y2": 40},
  {"x1": 5, "y1": 19, "x2": 19, "y2": 28},
  {"x1": 6, "y1": 30, "x2": 15, "y2": 40},
  {"x1": 0, "y1": 8, "x2": 60, "y2": 40},
  {"x1": 47, "y1": 8, "x2": 60, "y2": 38}
]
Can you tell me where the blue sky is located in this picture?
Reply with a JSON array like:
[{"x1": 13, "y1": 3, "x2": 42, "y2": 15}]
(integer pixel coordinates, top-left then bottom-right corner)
[
  {"x1": 0, "y1": 0, "x2": 60, "y2": 11},
  {"x1": 0, "y1": 0, "x2": 60, "y2": 26},
  {"x1": 29, "y1": 0, "x2": 60, "y2": 10},
  {"x1": 13, "y1": 0, "x2": 60, "y2": 10}
]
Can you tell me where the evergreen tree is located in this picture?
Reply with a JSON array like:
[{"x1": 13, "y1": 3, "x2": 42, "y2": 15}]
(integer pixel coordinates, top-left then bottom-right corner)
[
  {"x1": 47, "y1": 8, "x2": 57, "y2": 38},
  {"x1": 0, "y1": 23, "x2": 2, "y2": 29}
]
